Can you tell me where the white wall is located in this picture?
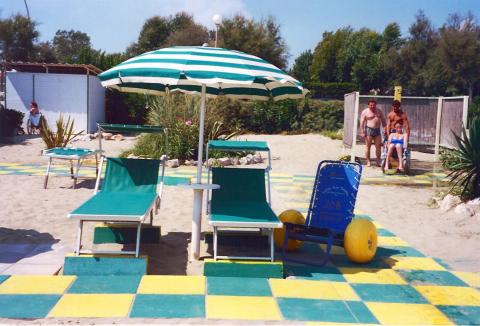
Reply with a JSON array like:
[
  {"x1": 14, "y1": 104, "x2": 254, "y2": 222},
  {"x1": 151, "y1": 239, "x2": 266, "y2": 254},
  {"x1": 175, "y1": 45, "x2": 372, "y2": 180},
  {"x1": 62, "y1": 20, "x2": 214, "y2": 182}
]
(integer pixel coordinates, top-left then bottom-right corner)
[
  {"x1": 6, "y1": 72, "x2": 105, "y2": 133},
  {"x1": 88, "y1": 76, "x2": 105, "y2": 133}
]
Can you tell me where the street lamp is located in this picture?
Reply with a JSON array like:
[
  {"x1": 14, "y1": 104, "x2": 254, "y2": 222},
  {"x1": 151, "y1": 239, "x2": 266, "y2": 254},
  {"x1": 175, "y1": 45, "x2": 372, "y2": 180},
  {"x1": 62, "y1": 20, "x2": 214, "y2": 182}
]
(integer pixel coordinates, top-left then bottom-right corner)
[{"x1": 212, "y1": 14, "x2": 222, "y2": 47}]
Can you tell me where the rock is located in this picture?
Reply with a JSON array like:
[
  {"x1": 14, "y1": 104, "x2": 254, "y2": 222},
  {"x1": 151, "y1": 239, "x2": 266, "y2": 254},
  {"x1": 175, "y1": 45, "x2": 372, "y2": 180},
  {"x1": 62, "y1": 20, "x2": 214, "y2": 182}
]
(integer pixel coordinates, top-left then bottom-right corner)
[
  {"x1": 167, "y1": 159, "x2": 179, "y2": 168},
  {"x1": 184, "y1": 159, "x2": 195, "y2": 166},
  {"x1": 231, "y1": 157, "x2": 240, "y2": 165},
  {"x1": 466, "y1": 197, "x2": 480, "y2": 214},
  {"x1": 218, "y1": 157, "x2": 232, "y2": 166},
  {"x1": 206, "y1": 158, "x2": 217, "y2": 167},
  {"x1": 439, "y1": 194, "x2": 461, "y2": 212},
  {"x1": 239, "y1": 157, "x2": 249, "y2": 165},
  {"x1": 112, "y1": 134, "x2": 124, "y2": 141},
  {"x1": 454, "y1": 203, "x2": 475, "y2": 217},
  {"x1": 253, "y1": 153, "x2": 263, "y2": 164},
  {"x1": 102, "y1": 132, "x2": 113, "y2": 140},
  {"x1": 127, "y1": 154, "x2": 138, "y2": 159},
  {"x1": 93, "y1": 132, "x2": 99, "y2": 138}
]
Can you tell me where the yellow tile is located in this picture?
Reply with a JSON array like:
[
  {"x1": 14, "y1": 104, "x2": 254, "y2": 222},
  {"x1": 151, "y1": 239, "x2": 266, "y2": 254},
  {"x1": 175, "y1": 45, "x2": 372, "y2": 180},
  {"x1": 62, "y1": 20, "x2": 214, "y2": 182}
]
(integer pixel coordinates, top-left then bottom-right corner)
[
  {"x1": 137, "y1": 275, "x2": 205, "y2": 294},
  {"x1": 0, "y1": 163, "x2": 20, "y2": 166},
  {"x1": 371, "y1": 220, "x2": 383, "y2": 229},
  {"x1": 453, "y1": 271, "x2": 480, "y2": 288},
  {"x1": 319, "y1": 244, "x2": 345, "y2": 255},
  {"x1": 366, "y1": 302, "x2": 452, "y2": 325},
  {"x1": 285, "y1": 202, "x2": 309, "y2": 208},
  {"x1": 307, "y1": 323, "x2": 377, "y2": 326},
  {"x1": 378, "y1": 236, "x2": 409, "y2": 247},
  {"x1": 49, "y1": 294, "x2": 134, "y2": 317},
  {"x1": 0, "y1": 275, "x2": 75, "y2": 294},
  {"x1": 339, "y1": 268, "x2": 407, "y2": 284},
  {"x1": 206, "y1": 295, "x2": 281, "y2": 320},
  {"x1": 0, "y1": 171, "x2": 10, "y2": 174},
  {"x1": 415, "y1": 286, "x2": 480, "y2": 306},
  {"x1": 269, "y1": 279, "x2": 359, "y2": 300},
  {"x1": 386, "y1": 257, "x2": 446, "y2": 271}
]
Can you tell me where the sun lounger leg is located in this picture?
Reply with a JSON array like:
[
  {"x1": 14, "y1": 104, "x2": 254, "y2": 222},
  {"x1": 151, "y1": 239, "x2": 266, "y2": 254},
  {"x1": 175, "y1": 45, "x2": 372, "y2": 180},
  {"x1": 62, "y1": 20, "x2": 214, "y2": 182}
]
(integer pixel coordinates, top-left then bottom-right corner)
[
  {"x1": 76, "y1": 220, "x2": 83, "y2": 256},
  {"x1": 135, "y1": 222, "x2": 142, "y2": 258},
  {"x1": 149, "y1": 210, "x2": 153, "y2": 225},
  {"x1": 73, "y1": 159, "x2": 81, "y2": 189},
  {"x1": 213, "y1": 226, "x2": 218, "y2": 261},
  {"x1": 269, "y1": 228, "x2": 274, "y2": 262},
  {"x1": 70, "y1": 161, "x2": 74, "y2": 179},
  {"x1": 44, "y1": 157, "x2": 52, "y2": 189}
]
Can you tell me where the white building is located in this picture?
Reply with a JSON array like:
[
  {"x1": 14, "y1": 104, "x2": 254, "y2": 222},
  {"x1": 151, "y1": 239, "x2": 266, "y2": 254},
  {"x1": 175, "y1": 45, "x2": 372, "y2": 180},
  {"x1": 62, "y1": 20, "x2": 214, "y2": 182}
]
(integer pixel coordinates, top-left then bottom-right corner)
[{"x1": 4, "y1": 63, "x2": 105, "y2": 133}]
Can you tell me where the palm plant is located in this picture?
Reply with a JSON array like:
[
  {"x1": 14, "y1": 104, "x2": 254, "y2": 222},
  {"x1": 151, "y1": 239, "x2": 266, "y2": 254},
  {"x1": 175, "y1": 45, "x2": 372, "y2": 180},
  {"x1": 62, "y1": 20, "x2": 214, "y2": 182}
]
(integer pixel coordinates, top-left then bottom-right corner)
[
  {"x1": 448, "y1": 116, "x2": 480, "y2": 200},
  {"x1": 40, "y1": 115, "x2": 83, "y2": 149}
]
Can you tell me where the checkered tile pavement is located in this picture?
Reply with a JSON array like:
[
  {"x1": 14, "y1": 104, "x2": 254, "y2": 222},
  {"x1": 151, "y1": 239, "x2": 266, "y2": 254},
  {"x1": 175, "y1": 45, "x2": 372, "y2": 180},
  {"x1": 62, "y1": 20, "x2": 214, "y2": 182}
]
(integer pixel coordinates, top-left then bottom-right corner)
[{"x1": 0, "y1": 162, "x2": 478, "y2": 323}]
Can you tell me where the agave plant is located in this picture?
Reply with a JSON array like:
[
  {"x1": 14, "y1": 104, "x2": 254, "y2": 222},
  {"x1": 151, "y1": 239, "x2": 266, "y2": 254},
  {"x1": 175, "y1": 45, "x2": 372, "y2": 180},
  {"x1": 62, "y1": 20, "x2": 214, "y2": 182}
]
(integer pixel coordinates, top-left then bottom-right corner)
[
  {"x1": 448, "y1": 116, "x2": 480, "y2": 200},
  {"x1": 40, "y1": 115, "x2": 84, "y2": 149}
]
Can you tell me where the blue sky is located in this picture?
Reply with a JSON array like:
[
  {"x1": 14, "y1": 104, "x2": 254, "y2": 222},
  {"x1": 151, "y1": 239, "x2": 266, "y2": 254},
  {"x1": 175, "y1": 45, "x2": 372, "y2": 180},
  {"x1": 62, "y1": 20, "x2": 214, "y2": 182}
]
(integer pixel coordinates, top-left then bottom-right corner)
[{"x1": 1, "y1": 0, "x2": 478, "y2": 67}]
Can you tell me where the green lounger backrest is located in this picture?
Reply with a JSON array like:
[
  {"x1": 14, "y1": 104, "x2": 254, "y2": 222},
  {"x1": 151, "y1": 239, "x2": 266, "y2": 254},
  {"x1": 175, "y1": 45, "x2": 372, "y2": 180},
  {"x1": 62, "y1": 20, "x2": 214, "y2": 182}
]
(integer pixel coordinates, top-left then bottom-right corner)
[
  {"x1": 211, "y1": 167, "x2": 267, "y2": 203},
  {"x1": 102, "y1": 158, "x2": 160, "y2": 193}
]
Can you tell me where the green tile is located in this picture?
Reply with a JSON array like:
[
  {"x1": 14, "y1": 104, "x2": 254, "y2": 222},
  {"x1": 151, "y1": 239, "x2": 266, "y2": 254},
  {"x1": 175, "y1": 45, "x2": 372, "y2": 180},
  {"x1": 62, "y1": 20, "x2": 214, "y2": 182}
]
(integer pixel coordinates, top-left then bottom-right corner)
[
  {"x1": 277, "y1": 298, "x2": 357, "y2": 322},
  {"x1": 163, "y1": 176, "x2": 191, "y2": 185},
  {"x1": 376, "y1": 246, "x2": 425, "y2": 258},
  {"x1": 434, "y1": 257, "x2": 451, "y2": 269},
  {"x1": 437, "y1": 305, "x2": 480, "y2": 325},
  {"x1": 351, "y1": 284, "x2": 428, "y2": 303},
  {"x1": 283, "y1": 264, "x2": 345, "y2": 282},
  {"x1": 63, "y1": 255, "x2": 147, "y2": 276},
  {"x1": 130, "y1": 295, "x2": 205, "y2": 318},
  {"x1": 376, "y1": 228, "x2": 396, "y2": 237},
  {"x1": 68, "y1": 276, "x2": 141, "y2": 293},
  {"x1": 0, "y1": 275, "x2": 9, "y2": 284},
  {"x1": 345, "y1": 301, "x2": 379, "y2": 324},
  {"x1": 207, "y1": 277, "x2": 271, "y2": 296},
  {"x1": 397, "y1": 270, "x2": 467, "y2": 286},
  {"x1": 0, "y1": 295, "x2": 60, "y2": 318},
  {"x1": 204, "y1": 260, "x2": 283, "y2": 278}
]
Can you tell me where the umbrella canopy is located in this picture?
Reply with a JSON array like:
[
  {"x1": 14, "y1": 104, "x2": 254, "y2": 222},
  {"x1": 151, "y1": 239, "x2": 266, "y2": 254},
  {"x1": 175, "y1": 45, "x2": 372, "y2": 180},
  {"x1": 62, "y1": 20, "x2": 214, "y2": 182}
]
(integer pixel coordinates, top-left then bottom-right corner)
[
  {"x1": 98, "y1": 46, "x2": 307, "y2": 101},
  {"x1": 98, "y1": 46, "x2": 308, "y2": 183}
]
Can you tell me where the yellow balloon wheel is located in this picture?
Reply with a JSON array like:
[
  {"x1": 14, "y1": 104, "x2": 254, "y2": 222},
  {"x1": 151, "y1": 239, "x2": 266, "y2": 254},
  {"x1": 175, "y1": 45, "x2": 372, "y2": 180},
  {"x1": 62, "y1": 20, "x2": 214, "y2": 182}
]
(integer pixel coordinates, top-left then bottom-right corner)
[
  {"x1": 274, "y1": 209, "x2": 306, "y2": 251},
  {"x1": 344, "y1": 218, "x2": 378, "y2": 263}
]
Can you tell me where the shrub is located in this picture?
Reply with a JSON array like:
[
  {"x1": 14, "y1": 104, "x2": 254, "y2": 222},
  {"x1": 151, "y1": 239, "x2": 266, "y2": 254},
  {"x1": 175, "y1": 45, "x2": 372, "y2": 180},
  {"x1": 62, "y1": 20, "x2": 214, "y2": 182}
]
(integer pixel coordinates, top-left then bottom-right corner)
[
  {"x1": 321, "y1": 129, "x2": 343, "y2": 140},
  {"x1": 468, "y1": 96, "x2": 480, "y2": 127},
  {"x1": 0, "y1": 108, "x2": 24, "y2": 136},
  {"x1": 447, "y1": 116, "x2": 480, "y2": 200},
  {"x1": 40, "y1": 115, "x2": 83, "y2": 149},
  {"x1": 301, "y1": 100, "x2": 344, "y2": 132},
  {"x1": 305, "y1": 82, "x2": 357, "y2": 99}
]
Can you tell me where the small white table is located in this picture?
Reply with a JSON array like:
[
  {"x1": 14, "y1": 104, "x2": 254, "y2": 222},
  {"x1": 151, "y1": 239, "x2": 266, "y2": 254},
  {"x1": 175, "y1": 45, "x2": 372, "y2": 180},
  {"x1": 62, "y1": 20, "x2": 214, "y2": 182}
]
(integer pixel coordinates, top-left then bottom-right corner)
[{"x1": 179, "y1": 183, "x2": 220, "y2": 260}]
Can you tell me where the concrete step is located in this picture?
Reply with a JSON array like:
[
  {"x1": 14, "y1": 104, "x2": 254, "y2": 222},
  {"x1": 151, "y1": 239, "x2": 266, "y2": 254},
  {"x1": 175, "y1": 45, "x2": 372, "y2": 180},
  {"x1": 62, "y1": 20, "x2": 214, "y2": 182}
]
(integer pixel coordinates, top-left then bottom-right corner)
[
  {"x1": 63, "y1": 254, "x2": 148, "y2": 276},
  {"x1": 204, "y1": 259, "x2": 283, "y2": 278}
]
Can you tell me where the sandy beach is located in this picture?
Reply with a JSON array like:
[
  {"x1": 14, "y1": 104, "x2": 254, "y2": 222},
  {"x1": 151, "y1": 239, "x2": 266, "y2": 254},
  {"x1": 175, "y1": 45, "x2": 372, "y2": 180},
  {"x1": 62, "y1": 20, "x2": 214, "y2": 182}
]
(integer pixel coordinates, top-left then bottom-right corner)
[{"x1": 0, "y1": 133, "x2": 479, "y2": 273}]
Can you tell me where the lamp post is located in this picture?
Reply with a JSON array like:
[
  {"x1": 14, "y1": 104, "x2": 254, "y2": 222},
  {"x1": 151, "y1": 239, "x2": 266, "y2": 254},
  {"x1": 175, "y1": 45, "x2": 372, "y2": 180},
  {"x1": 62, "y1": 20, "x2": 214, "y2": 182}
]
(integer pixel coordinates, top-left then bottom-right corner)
[{"x1": 212, "y1": 14, "x2": 222, "y2": 47}]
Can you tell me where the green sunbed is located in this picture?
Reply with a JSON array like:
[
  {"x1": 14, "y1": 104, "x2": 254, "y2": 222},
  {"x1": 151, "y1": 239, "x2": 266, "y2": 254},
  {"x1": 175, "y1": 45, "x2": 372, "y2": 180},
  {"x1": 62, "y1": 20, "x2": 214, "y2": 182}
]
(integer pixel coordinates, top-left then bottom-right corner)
[
  {"x1": 209, "y1": 167, "x2": 282, "y2": 261},
  {"x1": 68, "y1": 157, "x2": 161, "y2": 257}
]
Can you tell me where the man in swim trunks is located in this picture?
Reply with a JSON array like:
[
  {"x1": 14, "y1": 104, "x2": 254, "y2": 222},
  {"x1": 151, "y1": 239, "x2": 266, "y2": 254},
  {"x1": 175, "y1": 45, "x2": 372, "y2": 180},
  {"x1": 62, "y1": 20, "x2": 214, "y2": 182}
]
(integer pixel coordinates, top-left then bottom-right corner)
[
  {"x1": 360, "y1": 99, "x2": 386, "y2": 166},
  {"x1": 386, "y1": 100, "x2": 410, "y2": 145}
]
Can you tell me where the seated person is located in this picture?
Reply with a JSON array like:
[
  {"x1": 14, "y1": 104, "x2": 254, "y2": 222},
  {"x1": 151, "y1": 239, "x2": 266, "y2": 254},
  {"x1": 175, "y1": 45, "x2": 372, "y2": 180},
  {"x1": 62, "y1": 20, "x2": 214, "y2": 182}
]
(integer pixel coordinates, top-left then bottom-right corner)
[
  {"x1": 29, "y1": 101, "x2": 41, "y2": 127},
  {"x1": 385, "y1": 122, "x2": 406, "y2": 172}
]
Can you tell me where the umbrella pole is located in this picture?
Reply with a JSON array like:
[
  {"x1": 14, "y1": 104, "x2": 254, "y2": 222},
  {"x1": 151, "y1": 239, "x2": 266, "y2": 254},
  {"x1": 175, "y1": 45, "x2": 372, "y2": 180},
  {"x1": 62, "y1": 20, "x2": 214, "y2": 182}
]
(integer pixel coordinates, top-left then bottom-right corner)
[{"x1": 191, "y1": 84, "x2": 207, "y2": 260}]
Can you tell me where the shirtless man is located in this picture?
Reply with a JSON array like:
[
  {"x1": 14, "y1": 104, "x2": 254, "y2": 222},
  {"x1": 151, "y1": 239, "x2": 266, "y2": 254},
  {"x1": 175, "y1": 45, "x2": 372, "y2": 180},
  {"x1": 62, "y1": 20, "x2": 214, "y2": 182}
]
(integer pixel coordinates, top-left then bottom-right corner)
[
  {"x1": 386, "y1": 100, "x2": 410, "y2": 145},
  {"x1": 360, "y1": 99, "x2": 386, "y2": 166}
]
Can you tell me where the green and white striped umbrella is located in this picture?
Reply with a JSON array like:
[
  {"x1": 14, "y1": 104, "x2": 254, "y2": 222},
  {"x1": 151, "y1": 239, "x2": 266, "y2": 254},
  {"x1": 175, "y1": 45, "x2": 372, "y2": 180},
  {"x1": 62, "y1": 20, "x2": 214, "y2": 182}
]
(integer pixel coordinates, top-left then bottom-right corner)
[
  {"x1": 98, "y1": 46, "x2": 307, "y2": 101},
  {"x1": 99, "y1": 45, "x2": 308, "y2": 184}
]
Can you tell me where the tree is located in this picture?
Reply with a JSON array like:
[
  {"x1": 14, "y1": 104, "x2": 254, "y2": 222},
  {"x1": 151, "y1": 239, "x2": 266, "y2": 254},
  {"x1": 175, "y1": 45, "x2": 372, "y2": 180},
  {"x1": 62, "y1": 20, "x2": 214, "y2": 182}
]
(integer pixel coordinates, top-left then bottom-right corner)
[
  {"x1": 52, "y1": 29, "x2": 92, "y2": 63},
  {"x1": 397, "y1": 11, "x2": 439, "y2": 95},
  {"x1": 310, "y1": 28, "x2": 352, "y2": 82},
  {"x1": 290, "y1": 50, "x2": 313, "y2": 83},
  {"x1": 435, "y1": 12, "x2": 480, "y2": 99},
  {"x1": 0, "y1": 14, "x2": 39, "y2": 61},
  {"x1": 219, "y1": 15, "x2": 289, "y2": 69},
  {"x1": 35, "y1": 41, "x2": 57, "y2": 63}
]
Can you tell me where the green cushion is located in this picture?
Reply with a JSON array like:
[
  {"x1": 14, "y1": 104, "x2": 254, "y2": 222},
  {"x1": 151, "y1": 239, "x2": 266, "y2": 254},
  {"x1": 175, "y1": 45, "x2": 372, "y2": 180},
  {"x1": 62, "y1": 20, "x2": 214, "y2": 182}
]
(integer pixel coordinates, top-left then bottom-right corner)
[
  {"x1": 208, "y1": 140, "x2": 269, "y2": 151},
  {"x1": 71, "y1": 192, "x2": 157, "y2": 218},
  {"x1": 98, "y1": 123, "x2": 164, "y2": 134},
  {"x1": 211, "y1": 200, "x2": 279, "y2": 226},
  {"x1": 44, "y1": 147, "x2": 95, "y2": 157}
]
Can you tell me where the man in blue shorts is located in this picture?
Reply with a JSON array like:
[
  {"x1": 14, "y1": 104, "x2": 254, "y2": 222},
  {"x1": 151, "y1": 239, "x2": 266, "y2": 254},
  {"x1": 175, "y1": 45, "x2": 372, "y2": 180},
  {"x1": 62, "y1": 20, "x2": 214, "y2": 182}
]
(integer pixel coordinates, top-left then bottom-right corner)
[{"x1": 360, "y1": 99, "x2": 386, "y2": 166}]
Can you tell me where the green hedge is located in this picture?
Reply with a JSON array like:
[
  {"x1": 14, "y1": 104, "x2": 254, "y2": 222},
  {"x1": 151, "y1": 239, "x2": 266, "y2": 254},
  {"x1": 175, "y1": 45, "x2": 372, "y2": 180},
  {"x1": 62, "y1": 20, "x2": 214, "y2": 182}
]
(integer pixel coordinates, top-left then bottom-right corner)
[{"x1": 304, "y1": 82, "x2": 357, "y2": 99}]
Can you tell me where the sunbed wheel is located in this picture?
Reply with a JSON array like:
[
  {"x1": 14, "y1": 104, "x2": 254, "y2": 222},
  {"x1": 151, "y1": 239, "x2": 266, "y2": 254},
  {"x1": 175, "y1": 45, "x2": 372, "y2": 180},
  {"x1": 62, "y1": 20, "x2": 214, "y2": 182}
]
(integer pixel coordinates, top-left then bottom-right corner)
[
  {"x1": 274, "y1": 209, "x2": 305, "y2": 251},
  {"x1": 344, "y1": 218, "x2": 377, "y2": 263}
]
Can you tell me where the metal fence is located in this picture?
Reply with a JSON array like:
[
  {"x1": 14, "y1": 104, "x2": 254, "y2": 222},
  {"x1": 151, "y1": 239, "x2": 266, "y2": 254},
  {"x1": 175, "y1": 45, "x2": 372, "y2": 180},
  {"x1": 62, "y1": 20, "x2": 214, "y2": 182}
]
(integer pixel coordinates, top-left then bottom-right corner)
[{"x1": 343, "y1": 92, "x2": 468, "y2": 161}]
